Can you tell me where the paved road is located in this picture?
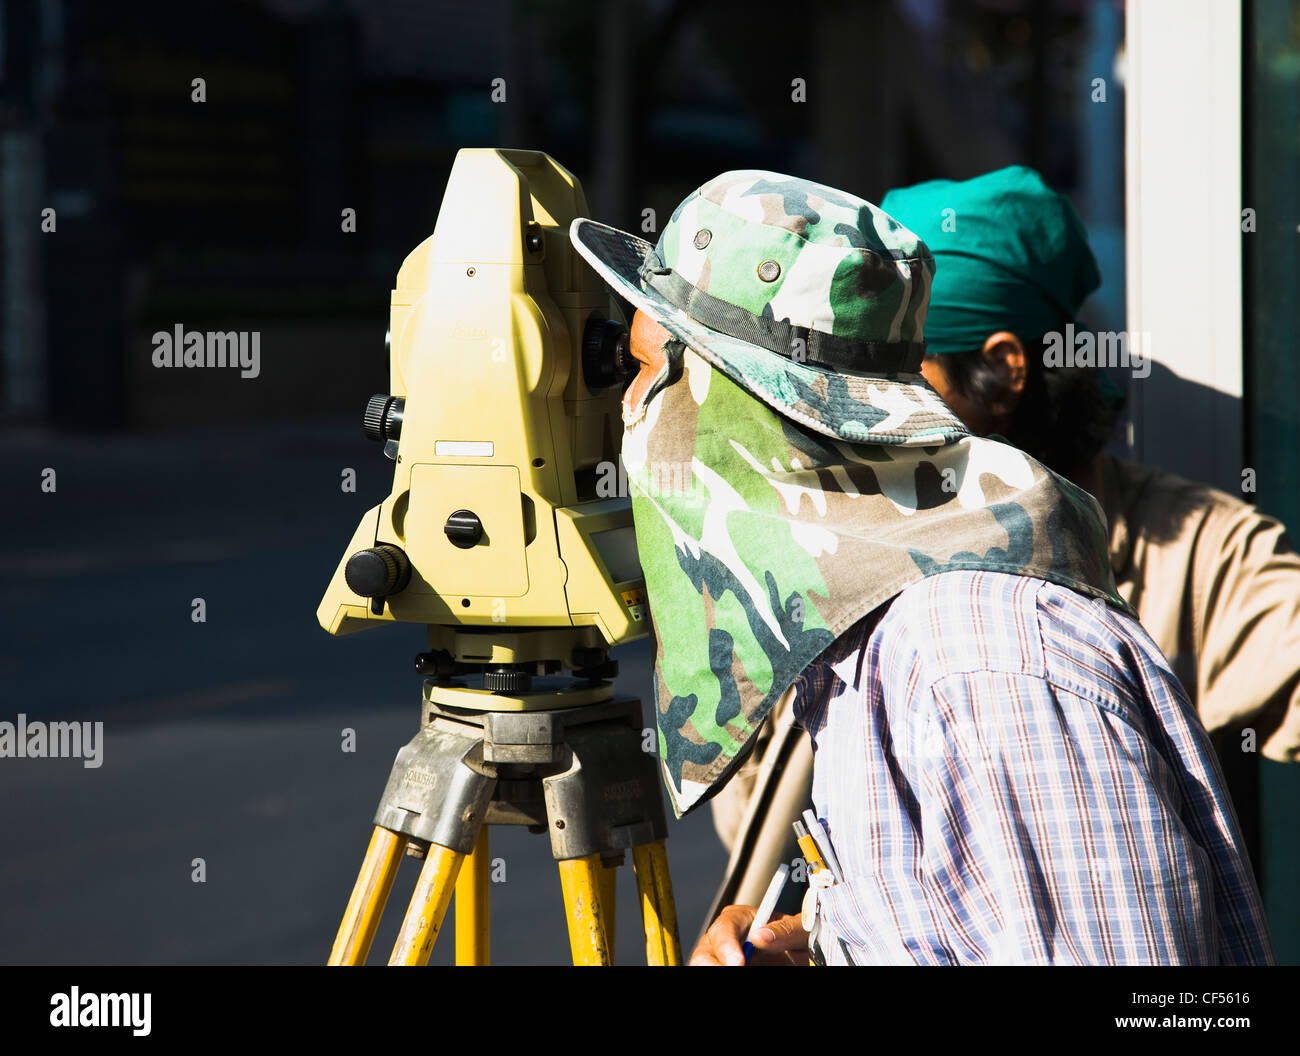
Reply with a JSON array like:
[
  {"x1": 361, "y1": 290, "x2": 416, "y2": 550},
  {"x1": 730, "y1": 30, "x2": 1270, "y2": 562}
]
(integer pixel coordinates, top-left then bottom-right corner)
[{"x1": 0, "y1": 421, "x2": 726, "y2": 965}]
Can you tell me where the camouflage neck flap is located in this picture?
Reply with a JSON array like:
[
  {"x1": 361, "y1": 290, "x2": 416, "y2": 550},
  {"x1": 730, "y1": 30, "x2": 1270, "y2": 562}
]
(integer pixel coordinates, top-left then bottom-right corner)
[{"x1": 627, "y1": 345, "x2": 1129, "y2": 817}]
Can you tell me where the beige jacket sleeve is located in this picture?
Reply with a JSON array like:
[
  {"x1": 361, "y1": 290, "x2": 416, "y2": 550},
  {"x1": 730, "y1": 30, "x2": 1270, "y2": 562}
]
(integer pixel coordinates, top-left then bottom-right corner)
[
  {"x1": 1104, "y1": 456, "x2": 1300, "y2": 761},
  {"x1": 1186, "y1": 485, "x2": 1300, "y2": 760}
]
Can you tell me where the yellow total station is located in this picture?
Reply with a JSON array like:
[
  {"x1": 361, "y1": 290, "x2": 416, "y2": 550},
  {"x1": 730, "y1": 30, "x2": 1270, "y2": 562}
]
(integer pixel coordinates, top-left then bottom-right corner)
[
  {"x1": 317, "y1": 146, "x2": 645, "y2": 651},
  {"x1": 321, "y1": 148, "x2": 680, "y2": 967}
]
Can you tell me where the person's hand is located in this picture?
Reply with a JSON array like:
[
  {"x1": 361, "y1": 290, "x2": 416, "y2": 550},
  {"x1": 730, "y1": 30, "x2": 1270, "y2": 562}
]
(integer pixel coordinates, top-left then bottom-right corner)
[{"x1": 689, "y1": 905, "x2": 809, "y2": 966}]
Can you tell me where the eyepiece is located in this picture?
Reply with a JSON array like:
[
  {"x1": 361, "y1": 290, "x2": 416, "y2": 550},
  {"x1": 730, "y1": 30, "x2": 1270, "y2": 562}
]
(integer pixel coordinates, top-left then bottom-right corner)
[{"x1": 581, "y1": 315, "x2": 635, "y2": 391}]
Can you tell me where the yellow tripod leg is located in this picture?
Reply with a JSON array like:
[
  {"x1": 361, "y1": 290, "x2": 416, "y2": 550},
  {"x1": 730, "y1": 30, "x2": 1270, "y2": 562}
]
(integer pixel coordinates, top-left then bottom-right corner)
[
  {"x1": 454, "y1": 828, "x2": 490, "y2": 965},
  {"x1": 328, "y1": 826, "x2": 405, "y2": 966},
  {"x1": 558, "y1": 855, "x2": 613, "y2": 965},
  {"x1": 388, "y1": 843, "x2": 464, "y2": 966},
  {"x1": 633, "y1": 841, "x2": 682, "y2": 966},
  {"x1": 597, "y1": 858, "x2": 617, "y2": 952}
]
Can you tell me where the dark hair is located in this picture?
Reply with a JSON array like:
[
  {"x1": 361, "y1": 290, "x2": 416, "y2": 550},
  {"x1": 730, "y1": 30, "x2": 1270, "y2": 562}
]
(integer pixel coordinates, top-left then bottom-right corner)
[{"x1": 933, "y1": 335, "x2": 1121, "y2": 476}]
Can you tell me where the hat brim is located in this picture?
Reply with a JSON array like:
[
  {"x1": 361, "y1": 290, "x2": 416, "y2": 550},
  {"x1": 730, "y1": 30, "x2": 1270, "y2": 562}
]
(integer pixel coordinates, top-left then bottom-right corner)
[{"x1": 570, "y1": 218, "x2": 970, "y2": 446}]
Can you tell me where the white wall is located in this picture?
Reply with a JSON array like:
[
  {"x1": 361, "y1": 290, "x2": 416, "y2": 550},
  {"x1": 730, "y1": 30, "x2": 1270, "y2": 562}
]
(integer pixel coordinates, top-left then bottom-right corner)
[{"x1": 1124, "y1": 0, "x2": 1243, "y2": 492}]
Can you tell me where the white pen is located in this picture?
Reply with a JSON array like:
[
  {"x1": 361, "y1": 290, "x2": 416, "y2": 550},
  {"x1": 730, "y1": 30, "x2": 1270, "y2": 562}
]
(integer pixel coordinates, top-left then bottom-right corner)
[{"x1": 742, "y1": 862, "x2": 791, "y2": 964}]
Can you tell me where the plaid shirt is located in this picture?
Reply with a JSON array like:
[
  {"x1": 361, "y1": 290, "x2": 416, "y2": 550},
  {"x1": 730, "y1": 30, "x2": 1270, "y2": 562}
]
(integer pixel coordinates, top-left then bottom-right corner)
[{"x1": 793, "y1": 570, "x2": 1274, "y2": 965}]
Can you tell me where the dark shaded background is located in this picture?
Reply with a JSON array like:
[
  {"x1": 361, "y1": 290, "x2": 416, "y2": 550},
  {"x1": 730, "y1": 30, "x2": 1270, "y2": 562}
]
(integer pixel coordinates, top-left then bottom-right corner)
[{"x1": 0, "y1": 0, "x2": 1129, "y2": 431}]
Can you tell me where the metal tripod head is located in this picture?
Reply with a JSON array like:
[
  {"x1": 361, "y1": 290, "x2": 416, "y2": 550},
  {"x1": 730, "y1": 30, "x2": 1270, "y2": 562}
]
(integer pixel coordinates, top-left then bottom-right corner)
[{"x1": 375, "y1": 690, "x2": 666, "y2": 865}]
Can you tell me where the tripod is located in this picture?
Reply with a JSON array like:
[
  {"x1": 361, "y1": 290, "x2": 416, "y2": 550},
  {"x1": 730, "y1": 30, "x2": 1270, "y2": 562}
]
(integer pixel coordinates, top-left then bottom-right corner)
[{"x1": 327, "y1": 669, "x2": 682, "y2": 966}]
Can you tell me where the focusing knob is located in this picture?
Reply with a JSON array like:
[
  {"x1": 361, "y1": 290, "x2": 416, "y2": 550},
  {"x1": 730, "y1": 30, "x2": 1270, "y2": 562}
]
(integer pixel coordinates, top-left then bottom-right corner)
[
  {"x1": 444, "y1": 510, "x2": 483, "y2": 549},
  {"x1": 345, "y1": 544, "x2": 411, "y2": 598},
  {"x1": 582, "y1": 315, "x2": 634, "y2": 391},
  {"x1": 363, "y1": 394, "x2": 405, "y2": 443}
]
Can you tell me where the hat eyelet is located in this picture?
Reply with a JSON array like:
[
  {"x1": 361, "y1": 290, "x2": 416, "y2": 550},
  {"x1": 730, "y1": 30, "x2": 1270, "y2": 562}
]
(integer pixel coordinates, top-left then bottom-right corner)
[
  {"x1": 757, "y1": 259, "x2": 781, "y2": 282},
  {"x1": 693, "y1": 228, "x2": 712, "y2": 250}
]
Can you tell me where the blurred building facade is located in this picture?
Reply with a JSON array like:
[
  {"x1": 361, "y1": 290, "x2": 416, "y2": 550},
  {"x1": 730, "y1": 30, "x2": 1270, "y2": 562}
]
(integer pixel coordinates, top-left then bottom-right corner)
[{"x1": 1, "y1": 0, "x2": 1121, "y2": 427}]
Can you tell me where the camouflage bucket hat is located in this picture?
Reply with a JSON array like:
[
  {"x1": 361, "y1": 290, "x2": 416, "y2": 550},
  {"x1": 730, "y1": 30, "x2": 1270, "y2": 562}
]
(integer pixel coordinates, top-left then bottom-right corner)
[{"x1": 570, "y1": 170, "x2": 970, "y2": 446}]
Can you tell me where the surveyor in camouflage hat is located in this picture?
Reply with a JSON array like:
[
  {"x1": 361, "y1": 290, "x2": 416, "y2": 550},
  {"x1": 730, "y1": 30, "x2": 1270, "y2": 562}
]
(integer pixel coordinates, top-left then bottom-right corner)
[
  {"x1": 572, "y1": 170, "x2": 1120, "y2": 809},
  {"x1": 571, "y1": 171, "x2": 1271, "y2": 965}
]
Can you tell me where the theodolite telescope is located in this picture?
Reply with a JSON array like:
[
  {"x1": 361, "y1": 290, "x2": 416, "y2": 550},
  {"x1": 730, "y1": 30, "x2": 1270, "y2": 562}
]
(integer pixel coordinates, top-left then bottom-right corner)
[{"x1": 320, "y1": 148, "x2": 681, "y2": 966}]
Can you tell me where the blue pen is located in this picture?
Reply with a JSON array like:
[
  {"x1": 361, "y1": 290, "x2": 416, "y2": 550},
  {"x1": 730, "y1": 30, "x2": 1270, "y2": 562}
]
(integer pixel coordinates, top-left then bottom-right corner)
[{"x1": 742, "y1": 863, "x2": 790, "y2": 964}]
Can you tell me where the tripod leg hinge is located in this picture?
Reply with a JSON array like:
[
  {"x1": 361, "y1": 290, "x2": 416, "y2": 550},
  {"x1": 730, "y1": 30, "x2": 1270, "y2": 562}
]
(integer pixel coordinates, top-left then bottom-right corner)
[{"x1": 373, "y1": 721, "x2": 496, "y2": 855}]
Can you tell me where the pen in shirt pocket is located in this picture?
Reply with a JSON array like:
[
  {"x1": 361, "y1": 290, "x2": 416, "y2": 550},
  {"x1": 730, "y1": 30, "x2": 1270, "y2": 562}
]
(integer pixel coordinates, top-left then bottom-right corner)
[
  {"x1": 799, "y1": 809, "x2": 844, "y2": 881},
  {"x1": 796, "y1": 811, "x2": 859, "y2": 966},
  {"x1": 793, "y1": 820, "x2": 828, "y2": 881}
]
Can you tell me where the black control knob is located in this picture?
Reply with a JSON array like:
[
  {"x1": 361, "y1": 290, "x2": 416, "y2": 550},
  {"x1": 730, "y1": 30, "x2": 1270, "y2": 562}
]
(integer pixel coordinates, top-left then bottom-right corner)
[
  {"x1": 444, "y1": 510, "x2": 483, "y2": 549},
  {"x1": 345, "y1": 544, "x2": 411, "y2": 598},
  {"x1": 363, "y1": 394, "x2": 405, "y2": 443},
  {"x1": 415, "y1": 650, "x2": 460, "y2": 677},
  {"x1": 483, "y1": 666, "x2": 532, "y2": 693},
  {"x1": 581, "y1": 315, "x2": 635, "y2": 391}
]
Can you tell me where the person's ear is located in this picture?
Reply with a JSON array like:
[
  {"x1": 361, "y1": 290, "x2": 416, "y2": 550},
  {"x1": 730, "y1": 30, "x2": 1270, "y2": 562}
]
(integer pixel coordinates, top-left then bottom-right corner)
[{"x1": 979, "y1": 331, "x2": 1028, "y2": 414}]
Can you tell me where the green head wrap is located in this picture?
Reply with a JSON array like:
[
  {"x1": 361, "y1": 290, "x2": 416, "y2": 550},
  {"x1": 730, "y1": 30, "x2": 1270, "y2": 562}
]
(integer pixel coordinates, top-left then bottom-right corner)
[{"x1": 881, "y1": 166, "x2": 1101, "y2": 357}]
